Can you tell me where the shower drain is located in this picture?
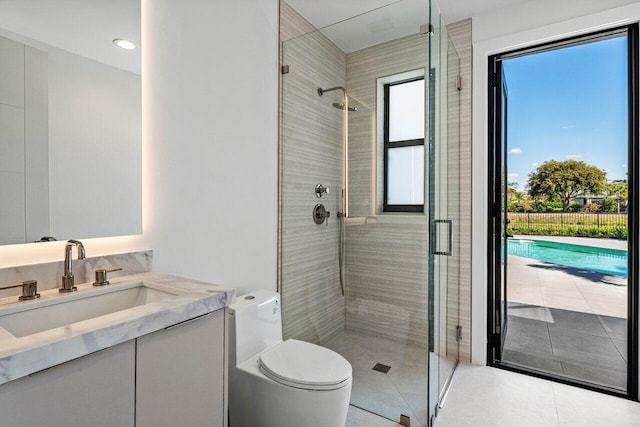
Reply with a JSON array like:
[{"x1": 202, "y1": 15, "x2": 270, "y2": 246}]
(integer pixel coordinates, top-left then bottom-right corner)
[{"x1": 372, "y1": 363, "x2": 391, "y2": 374}]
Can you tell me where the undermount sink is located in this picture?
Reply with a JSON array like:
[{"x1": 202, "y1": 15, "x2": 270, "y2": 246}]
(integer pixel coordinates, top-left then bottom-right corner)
[{"x1": 0, "y1": 281, "x2": 180, "y2": 338}]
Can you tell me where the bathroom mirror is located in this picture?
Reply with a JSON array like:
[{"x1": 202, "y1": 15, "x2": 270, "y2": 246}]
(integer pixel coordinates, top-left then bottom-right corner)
[{"x1": 0, "y1": 0, "x2": 141, "y2": 245}]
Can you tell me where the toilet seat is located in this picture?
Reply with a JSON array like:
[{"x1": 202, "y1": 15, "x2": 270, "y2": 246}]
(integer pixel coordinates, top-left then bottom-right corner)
[{"x1": 258, "y1": 339, "x2": 352, "y2": 391}]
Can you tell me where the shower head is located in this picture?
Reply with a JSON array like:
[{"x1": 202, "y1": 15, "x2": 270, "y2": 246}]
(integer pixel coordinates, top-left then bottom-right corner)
[
  {"x1": 317, "y1": 86, "x2": 357, "y2": 111},
  {"x1": 332, "y1": 102, "x2": 357, "y2": 112}
]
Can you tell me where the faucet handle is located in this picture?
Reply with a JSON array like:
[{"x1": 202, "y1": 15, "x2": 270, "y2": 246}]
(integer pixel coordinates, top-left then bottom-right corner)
[
  {"x1": 93, "y1": 268, "x2": 123, "y2": 287},
  {"x1": 19, "y1": 280, "x2": 40, "y2": 301},
  {"x1": 0, "y1": 280, "x2": 40, "y2": 301}
]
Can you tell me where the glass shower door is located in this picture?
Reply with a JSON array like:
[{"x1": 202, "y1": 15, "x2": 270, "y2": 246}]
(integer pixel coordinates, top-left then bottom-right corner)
[{"x1": 427, "y1": 3, "x2": 461, "y2": 422}]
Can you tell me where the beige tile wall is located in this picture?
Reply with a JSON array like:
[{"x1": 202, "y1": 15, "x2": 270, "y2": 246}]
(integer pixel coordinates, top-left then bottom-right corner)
[
  {"x1": 279, "y1": 1, "x2": 347, "y2": 344},
  {"x1": 344, "y1": 34, "x2": 431, "y2": 347},
  {"x1": 447, "y1": 19, "x2": 472, "y2": 362},
  {"x1": 279, "y1": 3, "x2": 473, "y2": 360}
]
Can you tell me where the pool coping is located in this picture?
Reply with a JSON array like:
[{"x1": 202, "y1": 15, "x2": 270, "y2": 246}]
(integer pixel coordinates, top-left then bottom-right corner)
[{"x1": 512, "y1": 235, "x2": 627, "y2": 251}]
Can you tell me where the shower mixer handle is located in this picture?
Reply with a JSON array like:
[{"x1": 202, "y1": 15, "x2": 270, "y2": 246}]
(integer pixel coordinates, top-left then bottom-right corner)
[
  {"x1": 315, "y1": 184, "x2": 330, "y2": 197},
  {"x1": 313, "y1": 204, "x2": 330, "y2": 225}
]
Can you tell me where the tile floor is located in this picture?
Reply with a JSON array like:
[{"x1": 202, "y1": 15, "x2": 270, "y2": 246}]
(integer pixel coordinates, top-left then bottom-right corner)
[
  {"x1": 503, "y1": 301, "x2": 627, "y2": 389},
  {"x1": 346, "y1": 406, "x2": 402, "y2": 426},
  {"x1": 324, "y1": 331, "x2": 429, "y2": 426},
  {"x1": 347, "y1": 365, "x2": 640, "y2": 427},
  {"x1": 435, "y1": 364, "x2": 640, "y2": 427}
]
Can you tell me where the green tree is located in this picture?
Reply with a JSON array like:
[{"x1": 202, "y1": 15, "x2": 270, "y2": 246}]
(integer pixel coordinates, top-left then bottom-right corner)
[
  {"x1": 527, "y1": 160, "x2": 606, "y2": 212},
  {"x1": 605, "y1": 179, "x2": 628, "y2": 212}
]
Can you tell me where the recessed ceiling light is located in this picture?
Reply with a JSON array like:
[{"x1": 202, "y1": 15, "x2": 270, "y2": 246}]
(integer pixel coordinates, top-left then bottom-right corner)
[{"x1": 113, "y1": 39, "x2": 136, "y2": 50}]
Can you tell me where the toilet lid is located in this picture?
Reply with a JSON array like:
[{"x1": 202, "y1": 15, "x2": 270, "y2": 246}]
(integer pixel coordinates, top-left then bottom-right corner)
[{"x1": 259, "y1": 339, "x2": 352, "y2": 391}]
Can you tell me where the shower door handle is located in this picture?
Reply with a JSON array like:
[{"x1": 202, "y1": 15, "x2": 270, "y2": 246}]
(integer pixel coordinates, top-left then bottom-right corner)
[{"x1": 432, "y1": 219, "x2": 453, "y2": 256}]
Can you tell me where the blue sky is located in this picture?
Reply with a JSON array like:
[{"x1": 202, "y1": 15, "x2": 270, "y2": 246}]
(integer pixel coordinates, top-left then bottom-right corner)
[{"x1": 503, "y1": 35, "x2": 628, "y2": 190}]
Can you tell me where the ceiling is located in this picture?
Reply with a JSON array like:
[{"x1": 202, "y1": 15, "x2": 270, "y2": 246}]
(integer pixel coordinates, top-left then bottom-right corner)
[
  {"x1": 286, "y1": 0, "x2": 532, "y2": 29},
  {"x1": 0, "y1": 0, "x2": 140, "y2": 74},
  {"x1": 285, "y1": 0, "x2": 532, "y2": 53},
  {"x1": 0, "y1": 0, "x2": 525, "y2": 74}
]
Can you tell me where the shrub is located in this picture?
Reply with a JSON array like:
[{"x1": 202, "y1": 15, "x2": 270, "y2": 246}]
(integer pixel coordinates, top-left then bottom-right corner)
[
  {"x1": 567, "y1": 202, "x2": 582, "y2": 212},
  {"x1": 507, "y1": 224, "x2": 627, "y2": 239}
]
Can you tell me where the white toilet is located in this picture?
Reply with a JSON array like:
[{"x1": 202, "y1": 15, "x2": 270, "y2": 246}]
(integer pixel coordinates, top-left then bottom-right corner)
[{"x1": 228, "y1": 291, "x2": 352, "y2": 427}]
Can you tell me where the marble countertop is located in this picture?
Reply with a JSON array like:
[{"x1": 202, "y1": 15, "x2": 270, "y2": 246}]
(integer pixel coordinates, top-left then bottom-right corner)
[{"x1": 0, "y1": 272, "x2": 234, "y2": 385}]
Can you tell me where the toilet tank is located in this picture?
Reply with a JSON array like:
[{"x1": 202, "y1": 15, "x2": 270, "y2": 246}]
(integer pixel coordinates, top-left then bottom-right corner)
[{"x1": 229, "y1": 290, "x2": 283, "y2": 366}]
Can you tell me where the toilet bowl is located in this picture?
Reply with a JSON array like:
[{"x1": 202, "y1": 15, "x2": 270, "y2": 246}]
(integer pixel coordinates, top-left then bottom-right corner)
[{"x1": 228, "y1": 291, "x2": 352, "y2": 427}]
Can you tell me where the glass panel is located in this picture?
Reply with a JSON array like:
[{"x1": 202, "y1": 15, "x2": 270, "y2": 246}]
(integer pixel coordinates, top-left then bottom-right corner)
[
  {"x1": 387, "y1": 145, "x2": 425, "y2": 205},
  {"x1": 389, "y1": 79, "x2": 425, "y2": 142},
  {"x1": 427, "y1": 2, "x2": 462, "y2": 421},
  {"x1": 279, "y1": 0, "x2": 432, "y2": 425}
]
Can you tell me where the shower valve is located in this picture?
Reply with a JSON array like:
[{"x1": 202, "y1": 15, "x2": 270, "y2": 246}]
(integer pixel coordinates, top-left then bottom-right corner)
[
  {"x1": 313, "y1": 204, "x2": 330, "y2": 225},
  {"x1": 315, "y1": 184, "x2": 330, "y2": 197}
]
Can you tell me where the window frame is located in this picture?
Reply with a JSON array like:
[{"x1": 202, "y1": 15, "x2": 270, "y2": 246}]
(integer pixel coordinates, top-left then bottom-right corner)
[{"x1": 383, "y1": 76, "x2": 426, "y2": 213}]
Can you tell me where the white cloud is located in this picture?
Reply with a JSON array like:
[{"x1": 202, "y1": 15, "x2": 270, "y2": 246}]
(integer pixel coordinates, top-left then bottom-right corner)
[
  {"x1": 566, "y1": 154, "x2": 583, "y2": 159},
  {"x1": 561, "y1": 125, "x2": 575, "y2": 130},
  {"x1": 507, "y1": 173, "x2": 520, "y2": 179},
  {"x1": 509, "y1": 148, "x2": 523, "y2": 154},
  {"x1": 532, "y1": 162, "x2": 539, "y2": 167}
]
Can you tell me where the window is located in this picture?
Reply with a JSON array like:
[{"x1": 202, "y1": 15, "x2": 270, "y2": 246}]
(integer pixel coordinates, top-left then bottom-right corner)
[{"x1": 383, "y1": 77, "x2": 425, "y2": 212}]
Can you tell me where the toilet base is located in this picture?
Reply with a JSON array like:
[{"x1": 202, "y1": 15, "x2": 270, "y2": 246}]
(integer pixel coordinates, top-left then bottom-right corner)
[{"x1": 230, "y1": 356, "x2": 352, "y2": 427}]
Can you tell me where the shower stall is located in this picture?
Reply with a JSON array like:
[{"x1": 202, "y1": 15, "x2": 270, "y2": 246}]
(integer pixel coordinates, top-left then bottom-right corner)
[{"x1": 279, "y1": 0, "x2": 462, "y2": 425}]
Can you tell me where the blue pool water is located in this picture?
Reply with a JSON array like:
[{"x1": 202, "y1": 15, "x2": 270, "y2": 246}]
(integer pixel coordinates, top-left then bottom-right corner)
[{"x1": 507, "y1": 239, "x2": 628, "y2": 277}]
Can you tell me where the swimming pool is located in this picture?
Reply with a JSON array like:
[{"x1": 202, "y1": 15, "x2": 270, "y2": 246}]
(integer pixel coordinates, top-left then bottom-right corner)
[{"x1": 507, "y1": 239, "x2": 628, "y2": 277}]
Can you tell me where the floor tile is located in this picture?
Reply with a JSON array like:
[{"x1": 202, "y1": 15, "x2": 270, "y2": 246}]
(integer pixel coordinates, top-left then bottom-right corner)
[
  {"x1": 502, "y1": 348, "x2": 563, "y2": 374},
  {"x1": 546, "y1": 307, "x2": 608, "y2": 337},
  {"x1": 435, "y1": 365, "x2": 560, "y2": 427},
  {"x1": 613, "y1": 338, "x2": 628, "y2": 362},
  {"x1": 552, "y1": 382, "x2": 640, "y2": 427},
  {"x1": 437, "y1": 364, "x2": 640, "y2": 427},
  {"x1": 548, "y1": 328, "x2": 627, "y2": 373},
  {"x1": 559, "y1": 360, "x2": 627, "y2": 390},
  {"x1": 598, "y1": 314, "x2": 628, "y2": 340},
  {"x1": 346, "y1": 405, "x2": 402, "y2": 427},
  {"x1": 325, "y1": 331, "x2": 427, "y2": 425}
]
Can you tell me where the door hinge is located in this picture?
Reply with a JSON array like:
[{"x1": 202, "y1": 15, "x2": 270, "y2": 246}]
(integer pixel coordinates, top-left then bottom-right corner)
[
  {"x1": 456, "y1": 75, "x2": 462, "y2": 91},
  {"x1": 456, "y1": 325, "x2": 462, "y2": 342},
  {"x1": 491, "y1": 72, "x2": 497, "y2": 87},
  {"x1": 281, "y1": 65, "x2": 290, "y2": 74}
]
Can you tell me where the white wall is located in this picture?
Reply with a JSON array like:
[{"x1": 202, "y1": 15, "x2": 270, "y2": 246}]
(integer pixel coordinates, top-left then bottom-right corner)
[
  {"x1": 0, "y1": 0, "x2": 280, "y2": 298},
  {"x1": 471, "y1": 2, "x2": 640, "y2": 366},
  {"x1": 143, "y1": 0, "x2": 279, "y2": 293}
]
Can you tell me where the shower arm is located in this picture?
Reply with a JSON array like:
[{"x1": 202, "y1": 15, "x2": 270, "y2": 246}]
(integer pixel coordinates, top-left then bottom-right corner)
[{"x1": 317, "y1": 86, "x2": 347, "y2": 96}]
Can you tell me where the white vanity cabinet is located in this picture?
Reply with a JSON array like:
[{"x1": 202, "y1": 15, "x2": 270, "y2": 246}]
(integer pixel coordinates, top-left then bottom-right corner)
[
  {"x1": 0, "y1": 307, "x2": 227, "y2": 427},
  {"x1": 0, "y1": 340, "x2": 136, "y2": 427},
  {"x1": 0, "y1": 273, "x2": 231, "y2": 427},
  {"x1": 136, "y1": 308, "x2": 227, "y2": 427}
]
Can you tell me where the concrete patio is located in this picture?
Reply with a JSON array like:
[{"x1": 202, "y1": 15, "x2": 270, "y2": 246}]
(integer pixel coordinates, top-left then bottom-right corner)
[{"x1": 503, "y1": 236, "x2": 628, "y2": 389}]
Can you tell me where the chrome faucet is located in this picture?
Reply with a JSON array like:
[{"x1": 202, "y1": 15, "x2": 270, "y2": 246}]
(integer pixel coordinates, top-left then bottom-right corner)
[{"x1": 60, "y1": 240, "x2": 86, "y2": 293}]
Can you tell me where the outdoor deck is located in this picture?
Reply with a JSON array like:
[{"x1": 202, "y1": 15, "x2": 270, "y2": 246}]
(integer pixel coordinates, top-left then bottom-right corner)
[{"x1": 503, "y1": 236, "x2": 628, "y2": 389}]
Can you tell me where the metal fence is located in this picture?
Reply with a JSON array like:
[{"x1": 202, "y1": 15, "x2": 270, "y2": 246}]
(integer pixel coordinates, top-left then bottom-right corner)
[{"x1": 507, "y1": 212, "x2": 628, "y2": 232}]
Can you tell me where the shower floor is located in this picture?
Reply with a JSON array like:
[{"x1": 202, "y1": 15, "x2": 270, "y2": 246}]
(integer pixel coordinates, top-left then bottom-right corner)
[{"x1": 323, "y1": 331, "x2": 428, "y2": 426}]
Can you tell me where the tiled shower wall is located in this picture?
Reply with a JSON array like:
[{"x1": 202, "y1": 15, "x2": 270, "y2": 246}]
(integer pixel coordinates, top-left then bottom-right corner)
[
  {"x1": 279, "y1": 2, "x2": 346, "y2": 344},
  {"x1": 447, "y1": 19, "x2": 472, "y2": 362},
  {"x1": 279, "y1": 3, "x2": 473, "y2": 361},
  {"x1": 344, "y1": 34, "x2": 430, "y2": 347}
]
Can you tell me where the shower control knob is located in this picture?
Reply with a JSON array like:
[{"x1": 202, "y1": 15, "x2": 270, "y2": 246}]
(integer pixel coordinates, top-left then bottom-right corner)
[
  {"x1": 315, "y1": 184, "x2": 329, "y2": 198},
  {"x1": 313, "y1": 204, "x2": 330, "y2": 225}
]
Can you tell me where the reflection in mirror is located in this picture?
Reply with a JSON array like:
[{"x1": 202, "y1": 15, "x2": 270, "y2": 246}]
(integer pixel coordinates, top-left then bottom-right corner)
[{"x1": 0, "y1": 1, "x2": 141, "y2": 245}]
